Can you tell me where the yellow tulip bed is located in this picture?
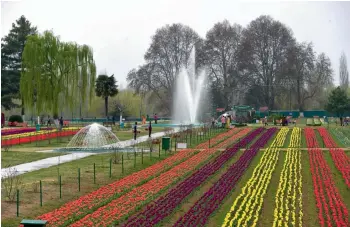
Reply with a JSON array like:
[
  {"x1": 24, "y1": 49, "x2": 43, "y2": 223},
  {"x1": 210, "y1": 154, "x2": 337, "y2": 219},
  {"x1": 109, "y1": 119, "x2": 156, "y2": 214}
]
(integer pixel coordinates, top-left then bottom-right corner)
[
  {"x1": 272, "y1": 127, "x2": 302, "y2": 227},
  {"x1": 222, "y1": 127, "x2": 289, "y2": 227}
]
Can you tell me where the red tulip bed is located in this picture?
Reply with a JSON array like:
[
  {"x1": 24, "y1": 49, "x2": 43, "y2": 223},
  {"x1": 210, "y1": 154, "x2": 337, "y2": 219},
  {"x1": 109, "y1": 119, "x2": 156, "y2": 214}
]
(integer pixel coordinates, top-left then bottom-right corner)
[
  {"x1": 195, "y1": 127, "x2": 242, "y2": 149},
  {"x1": 66, "y1": 128, "x2": 255, "y2": 227},
  {"x1": 172, "y1": 127, "x2": 277, "y2": 227},
  {"x1": 305, "y1": 128, "x2": 349, "y2": 227},
  {"x1": 1, "y1": 130, "x2": 78, "y2": 146},
  {"x1": 194, "y1": 128, "x2": 251, "y2": 149},
  {"x1": 37, "y1": 128, "x2": 248, "y2": 226},
  {"x1": 121, "y1": 127, "x2": 262, "y2": 226},
  {"x1": 317, "y1": 128, "x2": 350, "y2": 188}
]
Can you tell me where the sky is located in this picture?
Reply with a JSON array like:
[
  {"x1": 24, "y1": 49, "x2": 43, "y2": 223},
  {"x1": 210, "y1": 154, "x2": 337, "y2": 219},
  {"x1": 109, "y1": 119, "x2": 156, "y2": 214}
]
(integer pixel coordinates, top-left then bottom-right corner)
[{"x1": 1, "y1": 0, "x2": 350, "y2": 87}]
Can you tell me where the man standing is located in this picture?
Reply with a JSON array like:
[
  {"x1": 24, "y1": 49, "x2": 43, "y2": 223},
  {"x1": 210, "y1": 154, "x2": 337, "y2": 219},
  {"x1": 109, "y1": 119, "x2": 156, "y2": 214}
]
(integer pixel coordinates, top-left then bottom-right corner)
[
  {"x1": 154, "y1": 113, "x2": 158, "y2": 124},
  {"x1": 148, "y1": 121, "x2": 152, "y2": 137},
  {"x1": 59, "y1": 117, "x2": 64, "y2": 131},
  {"x1": 133, "y1": 122, "x2": 138, "y2": 140}
]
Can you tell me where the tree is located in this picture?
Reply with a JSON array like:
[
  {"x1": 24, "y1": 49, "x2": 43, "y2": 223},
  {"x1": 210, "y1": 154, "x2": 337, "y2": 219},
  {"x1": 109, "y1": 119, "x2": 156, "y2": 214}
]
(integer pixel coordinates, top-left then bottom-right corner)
[
  {"x1": 127, "y1": 23, "x2": 202, "y2": 112},
  {"x1": 239, "y1": 15, "x2": 295, "y2": 109},
  {"x1": 1, "y1": 15, "x2": 37, "y2": 112},
  {"x1": 20, "y1": 31, "x2": 96, "y2": 119},
  {"x1": 95, "y1": 74, "x2": 118, "y2": 117},
  {"x1": 283, "y1": 43, "x2": 333, "y2": 110},
  {"x1": 204, "y1": 20, "x2": 243, "y2": 108},
  {"x1": 283, "y1": 42, "x2": 315, "y2": 110},
  {"x1": 339, "y1": 52, "x2": 349, "y2": 90},
  {"x1": 325, "y1": 86, "x2": 350, "y2": 117}
]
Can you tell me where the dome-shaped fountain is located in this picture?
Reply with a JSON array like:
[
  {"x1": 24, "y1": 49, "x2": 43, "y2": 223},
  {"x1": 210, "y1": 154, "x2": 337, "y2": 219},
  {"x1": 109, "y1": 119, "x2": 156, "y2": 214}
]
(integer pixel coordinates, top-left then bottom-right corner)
[{"x1": 56, "y1": 123, "x2": 121, "y2": 152}]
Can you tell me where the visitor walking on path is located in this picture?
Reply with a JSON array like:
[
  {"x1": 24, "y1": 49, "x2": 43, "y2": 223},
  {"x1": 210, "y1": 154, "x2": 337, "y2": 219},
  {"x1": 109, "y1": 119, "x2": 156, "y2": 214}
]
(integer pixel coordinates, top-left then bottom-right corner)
[
  {"x1": 133, "y1": 122, "x2": 138, "y2": 140},
  {"x1": 148, "y1": 121, "x2": 152, "y2": 137}
]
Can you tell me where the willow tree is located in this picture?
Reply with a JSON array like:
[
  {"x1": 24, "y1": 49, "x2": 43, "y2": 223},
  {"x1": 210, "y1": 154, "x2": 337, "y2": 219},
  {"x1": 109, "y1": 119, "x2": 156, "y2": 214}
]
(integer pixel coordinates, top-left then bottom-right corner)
[{"x1": 20, "y1": 31, "x2": 96, "y2": 119}]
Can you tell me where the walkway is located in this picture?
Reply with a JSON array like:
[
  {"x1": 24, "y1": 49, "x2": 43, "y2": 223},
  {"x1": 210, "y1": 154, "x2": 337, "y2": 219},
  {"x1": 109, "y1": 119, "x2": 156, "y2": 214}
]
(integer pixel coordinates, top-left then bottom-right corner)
[{"x1": 1, "y1": 130, "x2": 176, "y2": 178}]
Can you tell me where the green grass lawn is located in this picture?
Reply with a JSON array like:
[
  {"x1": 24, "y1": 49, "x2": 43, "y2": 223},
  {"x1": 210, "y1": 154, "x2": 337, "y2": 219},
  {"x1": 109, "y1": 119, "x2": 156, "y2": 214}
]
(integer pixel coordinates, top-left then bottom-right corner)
[{"x1": 1, "y1": 151, "x2": 67, "y2": 168}]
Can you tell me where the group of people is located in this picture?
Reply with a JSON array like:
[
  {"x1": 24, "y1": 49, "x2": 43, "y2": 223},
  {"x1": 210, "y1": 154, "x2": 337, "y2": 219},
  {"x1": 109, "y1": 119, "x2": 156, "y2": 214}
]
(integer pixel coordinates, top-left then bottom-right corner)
[
  {"x1": 133, "y1": 113, "x2": 159, "y2": 140},
  {"x1": 338, "y1": 117, "x2": 349, "y2": 126},
  {"x1": 220, "y1": 115, "x2": 232, "y2": 128},
  {"x1": 133, "y1": 120, "x2": 153, "y2": 140}
]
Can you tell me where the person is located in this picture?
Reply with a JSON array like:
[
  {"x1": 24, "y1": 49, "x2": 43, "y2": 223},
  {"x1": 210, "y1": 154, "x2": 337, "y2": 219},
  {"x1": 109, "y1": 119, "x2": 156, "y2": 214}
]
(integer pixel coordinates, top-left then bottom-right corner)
[
  {"x1": 211, "y1": 117, "x2": 215, "y2": 128},
  {"x1": 59, "y1": 117, "x2": 64, "y2": 131},
  {"x1": 221, "y1": 115, "x2": 226, "y2": 128},
  {"x1": 148, "y1": 121, "x2": 152, "y2": 137},
  {"x1": 47, "y1": 115, "x2": 52, "y2": 127},
  {"x1": 112, "y1": 115, "x2": 115, "y2": 125},
  {"x1": 133, "y1": 122, "x2": 138, "y2": 140},
  {"x1": 154, "y1": 113, "x2": 158, "y2": 124},
  {"x1": 226, "y1": 116, "x2": 231, "y2": 128}
]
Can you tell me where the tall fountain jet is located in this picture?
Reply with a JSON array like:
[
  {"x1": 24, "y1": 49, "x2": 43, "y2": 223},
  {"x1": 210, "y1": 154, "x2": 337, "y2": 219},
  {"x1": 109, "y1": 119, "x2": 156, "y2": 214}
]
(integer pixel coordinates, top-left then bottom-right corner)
[{"x1": 172, "y1": 47, "x2": 206, "y2": 124}]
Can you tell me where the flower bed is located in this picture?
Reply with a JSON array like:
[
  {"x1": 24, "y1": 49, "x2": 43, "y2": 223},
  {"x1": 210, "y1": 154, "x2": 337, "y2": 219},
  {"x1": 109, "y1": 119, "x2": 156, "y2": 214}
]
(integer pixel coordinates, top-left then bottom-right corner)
[
  {"x1": 68, "y1": 129, "x2": 253, "y2": 227},
  {"x1": 121, "y1": 127, "x2": 257, "y2": 226},
  {"x1": 1, "y1": 127, "x2": 80, "y2": 146},
  {"x1": 194, "y1": 128, "x2": 241, "y2": 149},
  {"x1": 318, "y1": 128, "x2": 350, "y2": 188},
  {"x1": 272, "y1": 127, "x2": 303, "y2": 227},
  {"x1": 37, "y1": 129, "x2": 237, "y2": 226},
  {"x1": 221, "y1": 127, "x2": 288, "y2": 227},
  {"x1": 173, "y1": 127, "x2": 277, "y2": 227},
  {"x1": 1, "y1": 127, "x2": 37, "y2": 136},
  {"x1": 305, "y1": 128, "x2": 349, "y2": 227}
]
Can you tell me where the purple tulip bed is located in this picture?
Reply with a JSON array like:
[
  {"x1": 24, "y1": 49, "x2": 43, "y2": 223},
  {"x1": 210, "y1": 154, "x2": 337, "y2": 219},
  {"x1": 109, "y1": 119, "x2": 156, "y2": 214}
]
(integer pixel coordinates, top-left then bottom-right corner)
[
  {"x1": 122, "y1": 127, "x2": 269, "y2": 227},
  {"x1": 172, "y1": 127, "x2": 277, "y2": 227}
]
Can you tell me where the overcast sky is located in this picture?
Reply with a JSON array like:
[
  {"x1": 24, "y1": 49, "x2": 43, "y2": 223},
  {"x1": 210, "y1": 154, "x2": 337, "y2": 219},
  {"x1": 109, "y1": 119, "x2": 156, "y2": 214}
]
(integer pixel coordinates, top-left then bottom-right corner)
[{"x1": 2, "y1": 0, "x2": 350, "y2": 87}]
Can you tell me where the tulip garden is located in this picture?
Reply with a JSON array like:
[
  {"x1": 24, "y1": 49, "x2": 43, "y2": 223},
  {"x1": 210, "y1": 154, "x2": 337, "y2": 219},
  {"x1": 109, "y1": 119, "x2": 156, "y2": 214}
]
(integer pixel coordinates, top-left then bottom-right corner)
[
  {"x1": 3, "y1": 126, "x2": 350, "y2": 227},
  {"x1": 1, "y1": 127, "x2": 80, "y2": 146}
]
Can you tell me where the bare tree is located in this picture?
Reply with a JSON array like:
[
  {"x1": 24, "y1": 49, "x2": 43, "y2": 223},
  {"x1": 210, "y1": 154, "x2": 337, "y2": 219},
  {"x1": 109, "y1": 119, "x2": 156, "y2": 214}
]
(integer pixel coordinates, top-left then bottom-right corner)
[
  {"x1": 339, "y1": 52, "x2": 349, "y2": 90},
  {"x1": 239, "y1": 15, "x2": 295, "y2": 109},
  {"x1": 127, "y1": 24, "x2": 202, "y2": 112},
  {"x1": 1, "y1": 166, "x2": 24, "y2": 201},
  {"x1": 203, "y1": 20, "x2": 243, "y2": 108},
  {"x1": 283, "y1": 42, "x2": 315, "y2": 110}
]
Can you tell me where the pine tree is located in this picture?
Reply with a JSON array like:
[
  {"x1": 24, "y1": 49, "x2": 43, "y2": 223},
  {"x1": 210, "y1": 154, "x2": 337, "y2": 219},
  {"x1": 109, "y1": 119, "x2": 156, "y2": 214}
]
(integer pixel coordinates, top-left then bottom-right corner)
[{"x1": 1, "y1": 15, "x2": 37, "y2": 113}]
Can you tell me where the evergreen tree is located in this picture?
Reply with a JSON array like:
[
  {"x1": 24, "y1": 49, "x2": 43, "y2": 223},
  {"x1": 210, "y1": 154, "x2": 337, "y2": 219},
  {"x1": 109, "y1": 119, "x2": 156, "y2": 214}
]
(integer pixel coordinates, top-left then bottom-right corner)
[
  {"x1": 1, "y1": 15, "x2": 37, "y2": 112},
  {"x1": 325, "y1": 86, "x2": 350, "y2": 117}
]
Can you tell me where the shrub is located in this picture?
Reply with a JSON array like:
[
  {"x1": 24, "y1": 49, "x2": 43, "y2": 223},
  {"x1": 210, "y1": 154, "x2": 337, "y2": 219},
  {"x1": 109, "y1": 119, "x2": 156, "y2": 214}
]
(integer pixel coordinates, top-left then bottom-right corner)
[
  {"x1": 9, "y1": 115, "x2": 23, "y2": 123},
  {"x1": 1, "y1": 166, "x2": 24, "y2": 201}
]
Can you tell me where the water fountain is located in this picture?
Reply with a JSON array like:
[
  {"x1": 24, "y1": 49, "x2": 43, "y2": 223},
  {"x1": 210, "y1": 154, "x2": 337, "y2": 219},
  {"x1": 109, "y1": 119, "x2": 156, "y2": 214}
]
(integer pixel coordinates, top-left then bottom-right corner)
[
  {"x1": 55, "y1": 123, "x2": 121, "y2": 152},
  {"x1": 172, "y1": 47, "x2": 206, "y2": 124}
]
